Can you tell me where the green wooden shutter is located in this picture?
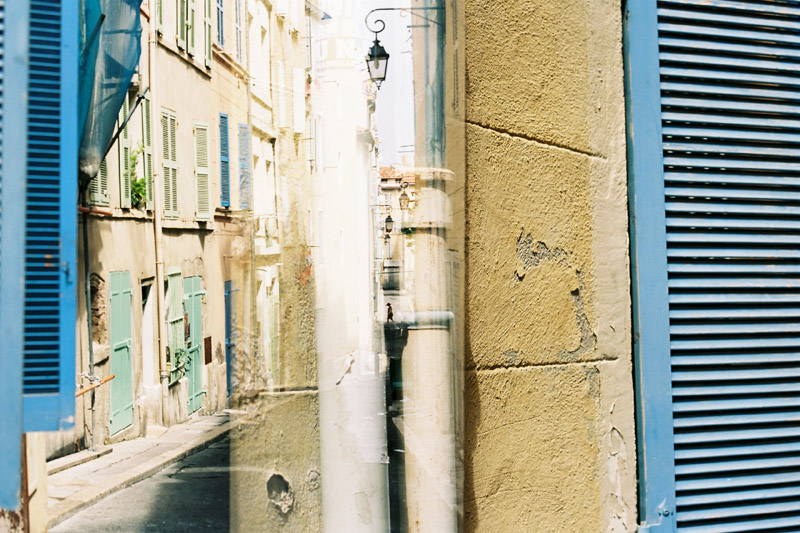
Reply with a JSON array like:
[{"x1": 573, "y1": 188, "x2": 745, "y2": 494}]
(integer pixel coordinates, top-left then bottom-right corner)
[
  {"x1": 205, "y1": 0, "x2": 212, "y2": 67},
  {"x1": 167, "y1": 269, "x2": 185, "y2": 383},
  {"x1": 187, "y1": 0, "x2": 195, "y2": 56},
  {"x1": 194, "y1": 122, "x2": 210, "y2": 220},
  {"x1": 162, "y1": 109, "x2": 178, "y2": 218},
  {"x1": 90, "y1": 158, "x2": 109, "y2": 206},
  {"x1": 118, "y1": 96, "x2": 131, "y2": 208},
  {"x1": 109, "y1": 271, "x2": 133, "y2": 435},
  {"x1": 224, "y1": 281, "x2": 234, "y2": 396},
  {"x1": 219, "y1": 113, "x2": 230, "y2": 207},
  {"x1": 177, "y1": 0, "x2": 187, "y2": 49},
  {"x1": 184, "y1": 276, "x2": 204, "y2": 414},
  {"x1": 143, "y1": 96, "x2": 153, "y2": 210}
]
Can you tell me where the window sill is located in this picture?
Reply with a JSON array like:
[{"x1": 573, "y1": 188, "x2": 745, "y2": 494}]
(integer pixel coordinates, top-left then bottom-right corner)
[
  {"x1": 161, "y1": 218, "x2": 216, "y2": 231},
  {"x1": 212, "y1": 43, "x2": 248, "y2": 80}
]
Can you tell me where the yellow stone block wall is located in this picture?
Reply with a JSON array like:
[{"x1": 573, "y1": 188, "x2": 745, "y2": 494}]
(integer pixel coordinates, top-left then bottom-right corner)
[{"x1": 461, "y1": 1, "x2": 638, "y2": 531}]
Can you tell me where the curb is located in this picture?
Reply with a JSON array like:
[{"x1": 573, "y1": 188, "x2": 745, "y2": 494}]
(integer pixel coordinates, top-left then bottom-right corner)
[
  {"x1": 47, "y1": 447, "x2": 113, "y2": 476},
  {"x1": 47, "y1": 421, "x2": 231, "y2": 530}
]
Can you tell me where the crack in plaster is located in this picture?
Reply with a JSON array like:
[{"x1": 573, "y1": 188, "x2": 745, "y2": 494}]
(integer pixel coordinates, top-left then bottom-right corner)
[
  {"x1": 465, "y1": 119, "x2": 606, "y2": 159},
  {"x1": 561, "y1": 271, "x2": 598, "y2": 362},
  {"x1": 466, "y1": 357, "x2": 618, "y2": 374}
]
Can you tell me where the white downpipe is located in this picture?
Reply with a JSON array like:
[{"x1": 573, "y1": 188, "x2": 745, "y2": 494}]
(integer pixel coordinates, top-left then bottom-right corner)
[
  {"x1": 147, "y1": 2, "x2": 169, "y2": 425},
  {"x1": 403, "y1": 169, "x2": 458, "y2": 532}
]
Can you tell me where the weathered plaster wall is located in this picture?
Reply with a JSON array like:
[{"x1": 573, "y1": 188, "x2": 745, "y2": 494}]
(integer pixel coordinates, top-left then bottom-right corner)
[
  {"x1": 230, "y1": 392, "x2": 321, "y2": 532},
  {"x1": 229, "y1": 4, "x2": 321, "y2": 532},
  {"x1": 462, "y1": 0, "x2": 637, "y2": 531}
]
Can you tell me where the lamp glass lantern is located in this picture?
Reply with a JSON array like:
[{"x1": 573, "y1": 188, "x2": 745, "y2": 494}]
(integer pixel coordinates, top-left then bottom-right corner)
[
  {"x1": 385, "y1": 214, "x2": 394, "y2": 233},
  {"x1": 399, "y1": 189, "x2": 410, "y2": 210},
  {"x1": 366, "y1": 37, "x2": 390, "y2": 87}
]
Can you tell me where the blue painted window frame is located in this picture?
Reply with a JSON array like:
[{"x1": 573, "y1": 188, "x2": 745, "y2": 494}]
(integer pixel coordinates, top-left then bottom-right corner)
[{"x1": 623, "y1": 1, "x2": 677, "y2": 529}]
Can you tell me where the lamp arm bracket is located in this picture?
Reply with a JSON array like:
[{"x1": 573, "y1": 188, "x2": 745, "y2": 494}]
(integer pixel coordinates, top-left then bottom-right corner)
[{"x1": 365, "y1": 6, "x2": 443, "y2": 33}]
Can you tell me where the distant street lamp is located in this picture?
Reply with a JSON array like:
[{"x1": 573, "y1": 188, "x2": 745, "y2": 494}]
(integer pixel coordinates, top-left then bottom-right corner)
[
  {"x1": 385, "y1": 214, "x2": 394, "y2": 233},
  {"x1": 399, "y1": 183, "x2": 410, "y2": 210}
]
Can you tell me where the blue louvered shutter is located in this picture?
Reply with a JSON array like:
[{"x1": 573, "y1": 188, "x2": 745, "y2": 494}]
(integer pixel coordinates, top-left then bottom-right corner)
[
  {"x1": 0, "y1": 0, "x2": 28, "y2": 510},
  {"x1": 23, "y1": 0, "x2": 78, "y2": 432},
  {"x1": 627, "y1": 1, "x2": 800, "y2": 530},
  {"x1": 219, "y1": 113, "x2": 230, "y2": 207},
  {"x1": 238, "y1": 123, "x2": 250, "y2": 210}
]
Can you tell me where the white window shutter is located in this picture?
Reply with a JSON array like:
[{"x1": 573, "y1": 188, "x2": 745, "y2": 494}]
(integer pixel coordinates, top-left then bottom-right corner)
[{"x1": 194, "y1": 123, "x2": 210, "y2": 220}]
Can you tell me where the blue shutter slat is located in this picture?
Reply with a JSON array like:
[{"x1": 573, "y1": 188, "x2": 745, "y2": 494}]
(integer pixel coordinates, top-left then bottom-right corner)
[
  {"x1": 22, "y1": 0, "x2": 78, "y2": 432},
  {"x1": 630, "y1": 1, "x2": 800, "y2": 530}
]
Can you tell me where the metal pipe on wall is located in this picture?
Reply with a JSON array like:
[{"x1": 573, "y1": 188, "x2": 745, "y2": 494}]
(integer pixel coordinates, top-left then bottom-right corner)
[
  {"x1": 402, "y1": 169, "x2": 458, "y2": 531},
  {"x1": 147, "y1": 0, "x2": 169, "y2": 425}
]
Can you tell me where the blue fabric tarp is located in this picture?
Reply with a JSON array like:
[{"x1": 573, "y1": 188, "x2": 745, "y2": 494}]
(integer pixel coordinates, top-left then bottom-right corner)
[{"x1": 79, "y1": 0, "x2": 143, "y2": 183}]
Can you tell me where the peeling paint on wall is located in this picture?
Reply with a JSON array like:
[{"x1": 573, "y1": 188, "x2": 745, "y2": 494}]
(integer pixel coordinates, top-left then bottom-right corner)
[{"x1": 514, "y1": 231, "x2": 597, "y2": 362}]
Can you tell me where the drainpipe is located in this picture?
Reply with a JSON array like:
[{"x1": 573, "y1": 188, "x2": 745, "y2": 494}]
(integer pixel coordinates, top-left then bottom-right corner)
[
  {"x1": 82, "y1": 200, "x2": 97, "y2": 451},
  {"x1": 148, "y1": 0, "x2": 169, "y2": 426},
  {"x1": 402, "y1": 168, "x2": 457, "y2": 531}
]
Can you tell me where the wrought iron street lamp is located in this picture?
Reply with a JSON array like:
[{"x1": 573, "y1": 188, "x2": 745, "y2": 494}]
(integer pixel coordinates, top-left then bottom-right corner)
[
  {"x1": 366, "y1": 29, "x2": 390, "y2": 88},
  {"x1": 364, "y1": 7, "x2": 442, "y2": 89},
  {"x1": 385, "y1": 214, "x2": 394, "y2": 233}
]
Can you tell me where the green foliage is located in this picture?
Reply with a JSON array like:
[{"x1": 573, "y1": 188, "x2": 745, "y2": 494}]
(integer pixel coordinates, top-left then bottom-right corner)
[
  {"x1": 129, "y1": 142, "x2": 147, "y2": 208},
  {"x1": 169, "y1": 347, "x2": 187, "y2": 383},
  {"x1": 131, "y1": 177, "x2": 147, "y2": 209}
]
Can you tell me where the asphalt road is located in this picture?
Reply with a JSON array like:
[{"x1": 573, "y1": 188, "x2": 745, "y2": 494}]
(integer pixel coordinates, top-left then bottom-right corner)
[{"x1": 51, "y1": 435, "x2": 230, "y2": 533}]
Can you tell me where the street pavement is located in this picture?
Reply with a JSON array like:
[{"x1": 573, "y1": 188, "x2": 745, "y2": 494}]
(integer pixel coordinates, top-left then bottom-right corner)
[
  {"x1": 50, "y1": 434, "x2": 230, "y2": 532},
  {"x1": 47, "y1": 413, "x2": 232, "y2": 531}
]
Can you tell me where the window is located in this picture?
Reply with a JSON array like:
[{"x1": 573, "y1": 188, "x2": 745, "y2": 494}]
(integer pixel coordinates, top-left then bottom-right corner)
[
  {"x1": 177, "y1": 0, "x2": 187, "y2": 49},
  {"x1": 219, "y1": 113, "x2": 230, "y2": 207},
  {"x1": 90, "y1": 158, "x2": 110, "y2": 206},
  {"x1": 161, "y1": 108, "x2": 178, "y2": 218},
  {"x1": 216, "y1": 0, "x2": 224, "y2": 46},
  {"x1": 142, "y1": 96, "x2": 154, "y2": 210},
  {"x1": 194, "y1": 122, "x2": 210, "y2": 220},
  {"x1": 187, "y1": 0, "x2": 196, "y2": 55},
  {"x1": 234, "y1": 0, "x2": 242, "y2": 63},
  {"x1": 238, "y1": 123, "x2": 250, "y2": 210},
  {"x1": 205, "y1": 0, "x2": 212, "y2": 67},
  {"x1": 118, "y1": 95, "x2": 131, "y2": 208},
  {"x1": 625, "y1": 1, "x2": 800, "y2": 530}
]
